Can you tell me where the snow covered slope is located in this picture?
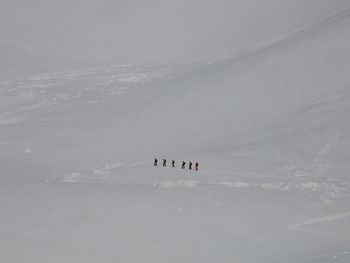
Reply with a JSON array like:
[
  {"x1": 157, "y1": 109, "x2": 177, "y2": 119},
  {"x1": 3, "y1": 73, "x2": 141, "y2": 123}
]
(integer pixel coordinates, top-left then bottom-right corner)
[
  {"x1": 1, "y1": 1, "x2": 350, "y2": 263},
  {"x1": 1, "y1": 0, "x2": 350, "y2": 77}
]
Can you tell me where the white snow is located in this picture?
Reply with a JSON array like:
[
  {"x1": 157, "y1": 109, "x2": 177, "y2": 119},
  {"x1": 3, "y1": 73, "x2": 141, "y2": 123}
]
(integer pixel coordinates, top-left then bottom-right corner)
[
  {"x1": 1, "y1": 0, "x2": 350, "y2": 262},
  {"x1": 153, "y1": 180, "x2": 199, "y2": 189}
]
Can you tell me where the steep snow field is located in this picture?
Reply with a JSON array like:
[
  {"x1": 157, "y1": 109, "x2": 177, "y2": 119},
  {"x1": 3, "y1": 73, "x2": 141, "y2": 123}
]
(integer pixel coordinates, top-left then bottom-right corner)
[
  {"x1": 1, "y1": 0, "x2": 350, "y2": 77},
  {"x1": 1, "y1": 1, "x2": 350, "y2": 262}
]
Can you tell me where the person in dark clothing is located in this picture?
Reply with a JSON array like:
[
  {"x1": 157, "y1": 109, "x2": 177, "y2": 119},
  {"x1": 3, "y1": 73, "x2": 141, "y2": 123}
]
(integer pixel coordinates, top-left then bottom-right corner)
[
  {"x1": 195, "y1": 162, "x2": 199, "y2": 171},
  {"x1": 172, "y1": 160, "x2": 175, "y2": 168},
  {"x1": 189, "y1": 161, "x2": 192, "y2": 170},
  {"x1": 154, "y1": 158, "x2": 158, "y2": 166},
  {"x1": 163, "y1": 159, "x2": 167, "y2": 167},
  {"x1": 181, "y1": 161, "x2": 186, "y2": 169}
]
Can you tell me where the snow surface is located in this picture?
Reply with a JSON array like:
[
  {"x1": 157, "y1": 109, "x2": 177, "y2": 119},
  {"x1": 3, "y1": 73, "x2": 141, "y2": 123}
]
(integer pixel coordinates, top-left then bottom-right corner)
[{"x1": 1, "y1": 1, "x2": 350, "y2": 262}]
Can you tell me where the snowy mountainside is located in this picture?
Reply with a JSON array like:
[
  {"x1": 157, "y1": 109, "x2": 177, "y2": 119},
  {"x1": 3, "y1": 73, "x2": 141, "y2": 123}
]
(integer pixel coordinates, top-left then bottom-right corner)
[
  {"x1": 1, "y1": 5, "x2": 350, "y2": 200},
  {"x1": 1, "y1": 0, "x2": 350, "y2": 78},
  {"x1": 1, "y1": 1, "x2": 350, "y2": 263}
]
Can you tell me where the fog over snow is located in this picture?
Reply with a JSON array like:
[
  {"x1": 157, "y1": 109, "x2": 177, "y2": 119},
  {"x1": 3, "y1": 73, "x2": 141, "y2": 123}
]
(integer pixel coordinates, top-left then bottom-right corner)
[{"x1": 1, "y1": 0, "x2": 350, "y2": 262}]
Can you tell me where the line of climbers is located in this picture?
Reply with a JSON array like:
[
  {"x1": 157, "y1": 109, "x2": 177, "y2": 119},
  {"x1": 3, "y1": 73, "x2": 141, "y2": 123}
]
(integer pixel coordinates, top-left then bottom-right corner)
[{"x1": 154, "y1": 159, "x2": 199, "y2": 171}]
